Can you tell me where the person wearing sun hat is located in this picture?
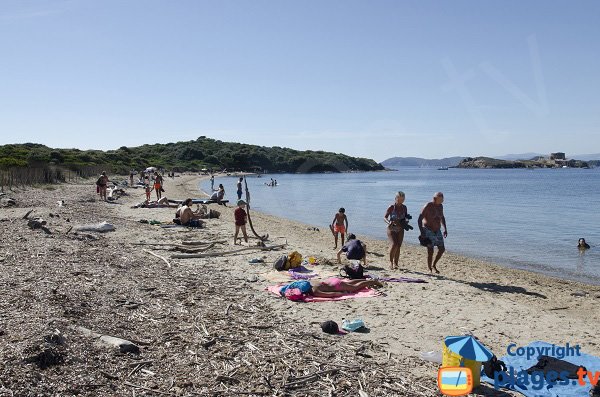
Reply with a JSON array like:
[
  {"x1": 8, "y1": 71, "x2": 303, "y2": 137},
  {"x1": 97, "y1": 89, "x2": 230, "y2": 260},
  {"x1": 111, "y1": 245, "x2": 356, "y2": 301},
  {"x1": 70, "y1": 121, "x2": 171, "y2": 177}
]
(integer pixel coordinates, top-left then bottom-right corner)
[{"x1": 233, "y1": 199, "x2": 249, "y2": 245}]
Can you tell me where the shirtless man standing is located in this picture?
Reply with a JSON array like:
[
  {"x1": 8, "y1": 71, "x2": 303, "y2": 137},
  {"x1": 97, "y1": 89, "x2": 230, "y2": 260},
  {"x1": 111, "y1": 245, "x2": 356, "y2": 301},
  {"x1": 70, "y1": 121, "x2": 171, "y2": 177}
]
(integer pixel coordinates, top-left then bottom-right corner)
[
  {"x1": 331, "y1": 208, "x2": 348, "y2": 249},
  {"x1": 418, "y1": 192, "x2": 448, "y2": 274}
]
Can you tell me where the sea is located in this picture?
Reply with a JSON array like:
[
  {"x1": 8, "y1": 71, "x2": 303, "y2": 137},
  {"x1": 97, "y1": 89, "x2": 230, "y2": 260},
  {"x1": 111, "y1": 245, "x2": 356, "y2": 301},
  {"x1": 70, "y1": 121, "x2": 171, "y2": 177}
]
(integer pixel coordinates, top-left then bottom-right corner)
[{"x1": 203, "y1": 168, "x2": 600, "y2": 285}]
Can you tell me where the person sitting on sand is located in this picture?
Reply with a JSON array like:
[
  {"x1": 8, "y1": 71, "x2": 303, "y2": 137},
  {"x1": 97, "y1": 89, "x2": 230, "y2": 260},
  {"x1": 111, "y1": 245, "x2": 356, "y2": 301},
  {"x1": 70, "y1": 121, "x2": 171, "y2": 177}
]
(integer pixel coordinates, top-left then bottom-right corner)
[
  {"x1": 178, "y1": 198, "x2": 204, "y2": 227},
  {"x1": 280, "y1": 278, "x2": 383, "y2": 299},
  {"x1": 418, "y1": 192, "x2": 448, "y2": 274},
  {"x1": 234, "y1": 199, "x2": 249, "y2": 245},
  {"x1": 337, "y1": 233, "x2": 367, "y2": 266},
  {"x1": 209, "y1": 184, "x2": 226, "y2": 205},
  {"x1": 578, "y1": 238, "x2": 591, "y2": 250},
  {"x1": 331, "y1": 207, "x2": 348, "y2": 249}
]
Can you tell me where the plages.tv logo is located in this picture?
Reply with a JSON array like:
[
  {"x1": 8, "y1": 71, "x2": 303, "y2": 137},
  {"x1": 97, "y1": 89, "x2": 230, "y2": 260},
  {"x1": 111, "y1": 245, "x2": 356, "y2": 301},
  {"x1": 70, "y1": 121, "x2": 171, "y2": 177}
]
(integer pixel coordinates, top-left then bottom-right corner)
[
  {"x1": 438, "y1": 367, "x2": 473, "y2": 396},
  {"x1": 493, "y1": 343, "x2": 600, "y2": 391}
]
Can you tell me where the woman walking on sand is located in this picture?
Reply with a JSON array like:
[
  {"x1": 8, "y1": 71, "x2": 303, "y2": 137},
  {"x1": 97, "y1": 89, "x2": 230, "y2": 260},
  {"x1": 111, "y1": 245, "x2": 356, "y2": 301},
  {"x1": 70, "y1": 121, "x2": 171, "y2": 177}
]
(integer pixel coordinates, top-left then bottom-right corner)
[
  {"x1": 96, "y1": 171, "x2": 110, "y2": 202},
  {"x1": 384, "y1": 191, "x2": 408, "y2": 270}
]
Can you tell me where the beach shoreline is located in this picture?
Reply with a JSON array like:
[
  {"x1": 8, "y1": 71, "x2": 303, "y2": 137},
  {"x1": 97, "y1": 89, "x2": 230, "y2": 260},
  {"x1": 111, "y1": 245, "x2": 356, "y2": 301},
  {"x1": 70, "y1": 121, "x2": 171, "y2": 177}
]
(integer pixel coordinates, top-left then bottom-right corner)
[
  {"x1": 179, "y1": 173, "x2": 600, "y2": 344},
  {"x1": 197, "y1": 173, "x2": 600, "y2": 289},
  {"x1": 1, "y1": 173, "x2": 598, "y2": 396}
]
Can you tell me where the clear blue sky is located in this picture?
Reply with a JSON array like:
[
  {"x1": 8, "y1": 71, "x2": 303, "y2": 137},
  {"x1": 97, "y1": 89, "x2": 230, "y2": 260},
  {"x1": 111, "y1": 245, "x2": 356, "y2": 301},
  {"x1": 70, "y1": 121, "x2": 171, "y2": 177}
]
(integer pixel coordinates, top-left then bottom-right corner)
[{"x1": 1, "y1": 0, "x2": 599, "y2": 161}]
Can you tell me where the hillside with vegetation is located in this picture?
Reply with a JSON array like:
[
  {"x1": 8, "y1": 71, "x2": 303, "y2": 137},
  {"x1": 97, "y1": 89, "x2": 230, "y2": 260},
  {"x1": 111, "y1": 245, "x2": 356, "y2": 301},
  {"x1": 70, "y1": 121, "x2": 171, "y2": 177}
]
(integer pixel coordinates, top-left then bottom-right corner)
[{"x1": 0, "y1": 137, "x2": 383, "y2": 174}]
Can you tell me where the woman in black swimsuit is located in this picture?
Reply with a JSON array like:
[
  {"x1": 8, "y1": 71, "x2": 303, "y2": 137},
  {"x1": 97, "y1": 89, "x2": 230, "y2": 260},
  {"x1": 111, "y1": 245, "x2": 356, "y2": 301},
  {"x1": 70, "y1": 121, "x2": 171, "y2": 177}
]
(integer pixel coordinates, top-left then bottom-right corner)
[{"x1": 384, "y1": 191, "x2": 408, "y2": 270}]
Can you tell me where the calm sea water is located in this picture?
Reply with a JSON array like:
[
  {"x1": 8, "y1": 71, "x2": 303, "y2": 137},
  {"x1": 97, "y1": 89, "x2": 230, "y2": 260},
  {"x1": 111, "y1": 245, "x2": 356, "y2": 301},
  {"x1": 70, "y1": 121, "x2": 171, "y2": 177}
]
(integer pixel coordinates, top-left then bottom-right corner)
[{"x1": 204, "y1": 168, "x2": 600, "y2": 285}]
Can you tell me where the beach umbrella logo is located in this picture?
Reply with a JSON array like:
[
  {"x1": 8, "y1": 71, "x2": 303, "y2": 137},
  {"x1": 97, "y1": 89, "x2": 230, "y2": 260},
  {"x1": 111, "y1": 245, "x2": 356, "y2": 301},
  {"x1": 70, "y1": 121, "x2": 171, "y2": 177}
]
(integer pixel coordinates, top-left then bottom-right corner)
[{"x1": 444, "y1": 335, "x2": 493, "y2": 362}]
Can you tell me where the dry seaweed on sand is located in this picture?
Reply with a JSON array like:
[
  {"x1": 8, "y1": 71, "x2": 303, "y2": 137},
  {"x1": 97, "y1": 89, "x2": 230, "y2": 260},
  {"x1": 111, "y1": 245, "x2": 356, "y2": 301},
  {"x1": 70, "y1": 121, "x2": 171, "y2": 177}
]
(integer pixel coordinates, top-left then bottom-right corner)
[{"x1": 0, "y1": 183, "x2": 439, "y2": 396}]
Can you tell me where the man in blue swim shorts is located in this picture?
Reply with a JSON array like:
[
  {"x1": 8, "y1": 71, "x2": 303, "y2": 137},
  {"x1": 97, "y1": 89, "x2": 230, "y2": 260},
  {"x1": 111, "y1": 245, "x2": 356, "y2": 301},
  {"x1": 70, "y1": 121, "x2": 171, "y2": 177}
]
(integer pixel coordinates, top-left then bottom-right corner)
[{"x1": 418, "y1": 192, "x2": 448, "y2": 274}]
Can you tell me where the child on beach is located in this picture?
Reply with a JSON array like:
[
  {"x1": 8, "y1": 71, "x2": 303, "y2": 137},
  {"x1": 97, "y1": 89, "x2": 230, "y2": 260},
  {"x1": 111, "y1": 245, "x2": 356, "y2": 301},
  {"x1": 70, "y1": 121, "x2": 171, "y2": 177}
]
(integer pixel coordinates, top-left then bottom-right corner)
[
  {"x1": 144, "y1": 184, "x2": 153, "y2": 203},
  {"x1": 331, "y1": 208, "x2": 348, "y2": 249},
  {"x1": 234, "y1": 199, "x2": 249, "y2": 245}
]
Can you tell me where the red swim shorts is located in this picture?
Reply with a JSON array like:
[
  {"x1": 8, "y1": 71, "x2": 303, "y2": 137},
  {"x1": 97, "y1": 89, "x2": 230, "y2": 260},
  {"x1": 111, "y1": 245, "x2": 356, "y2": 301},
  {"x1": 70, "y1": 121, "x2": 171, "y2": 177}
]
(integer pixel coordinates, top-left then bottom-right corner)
[{"x1": 333, "y1": 224, "x2": 346, "y2": 234}]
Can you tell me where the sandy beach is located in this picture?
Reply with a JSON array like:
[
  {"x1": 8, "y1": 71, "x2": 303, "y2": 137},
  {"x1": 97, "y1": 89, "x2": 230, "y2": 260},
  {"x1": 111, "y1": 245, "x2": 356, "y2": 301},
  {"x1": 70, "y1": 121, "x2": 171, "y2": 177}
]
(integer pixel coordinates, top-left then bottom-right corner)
[{"x1": 1, "y1": 174, "x2": 599, "y2": 396}]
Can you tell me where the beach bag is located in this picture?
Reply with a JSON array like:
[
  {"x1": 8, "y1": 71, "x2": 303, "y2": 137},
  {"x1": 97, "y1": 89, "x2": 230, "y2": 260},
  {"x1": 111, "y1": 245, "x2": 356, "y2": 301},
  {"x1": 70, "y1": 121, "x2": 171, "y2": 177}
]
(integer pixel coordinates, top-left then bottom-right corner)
[
  {"x1": 340, "y1": 263, "x2": 364, "y2": 279},
  {"x1": 273, "y1": 255, "x2": 288, "y2": 271},
  {"x1": 96, "y1": 177, "x2": 103, "y2": 186},
  {"x1": 287, "y1": 251, "x2": 302, "y2": 269},
  {"x1": 172, "y1": 218, "x2": 181, "y2": 225},
  {"x1": 280, "y1": 280, "x2": 312, "y2": 295},
  {"x1": 483, "y1": 355, "x2": 507, "y2": 379}
]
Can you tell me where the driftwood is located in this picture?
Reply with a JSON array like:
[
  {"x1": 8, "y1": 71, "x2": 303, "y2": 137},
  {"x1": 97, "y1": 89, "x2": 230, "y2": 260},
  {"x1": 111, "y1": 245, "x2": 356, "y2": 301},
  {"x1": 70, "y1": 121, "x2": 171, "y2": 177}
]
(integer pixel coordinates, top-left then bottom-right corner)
[
  {"x1": 181, "y1": 240, "x2": 227, "y2": 246},
  {"x1": 143, "y1": 249, "x2": 171, "y2": 268},
  {"x1": 171, "y1": 243, "x2": 286, "y2": 259},
  {"x1": 72, "y1": 326, "x2": 140, "y2": 354},
  {"x1": 244, "y1": 177, "x2": 268, "y2": 241}
]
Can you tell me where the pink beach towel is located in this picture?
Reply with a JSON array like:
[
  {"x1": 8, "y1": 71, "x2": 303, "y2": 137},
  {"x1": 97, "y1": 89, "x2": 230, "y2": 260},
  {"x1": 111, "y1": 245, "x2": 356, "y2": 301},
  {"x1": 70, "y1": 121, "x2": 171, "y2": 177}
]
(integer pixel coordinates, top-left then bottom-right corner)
[{"x1": 266, "y1": 285, "x2": 381, "y2": 302}]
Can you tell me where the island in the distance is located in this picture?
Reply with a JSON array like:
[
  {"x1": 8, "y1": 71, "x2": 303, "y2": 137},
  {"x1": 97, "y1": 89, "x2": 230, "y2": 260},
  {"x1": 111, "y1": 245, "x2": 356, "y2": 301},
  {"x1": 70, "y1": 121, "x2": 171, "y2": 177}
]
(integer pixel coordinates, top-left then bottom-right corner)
[{"x1": 456, "y1": 152, "x2": 595, "y2": 169}]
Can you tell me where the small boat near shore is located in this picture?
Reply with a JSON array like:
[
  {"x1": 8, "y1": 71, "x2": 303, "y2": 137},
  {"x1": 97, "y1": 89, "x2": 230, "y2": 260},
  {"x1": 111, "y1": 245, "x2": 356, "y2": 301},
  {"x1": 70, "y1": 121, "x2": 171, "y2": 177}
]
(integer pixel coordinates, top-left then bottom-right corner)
[{"x1": 437, "y1": 166, "x2": 449, "y2": 170}]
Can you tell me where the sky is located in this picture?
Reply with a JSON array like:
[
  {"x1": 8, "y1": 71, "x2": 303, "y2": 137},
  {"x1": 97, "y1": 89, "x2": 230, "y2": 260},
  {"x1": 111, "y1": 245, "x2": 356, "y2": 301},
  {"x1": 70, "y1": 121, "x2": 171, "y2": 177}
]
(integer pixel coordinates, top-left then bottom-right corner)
[{"x1": 0, "y1": 0, "x2": 599, "y2": 162}]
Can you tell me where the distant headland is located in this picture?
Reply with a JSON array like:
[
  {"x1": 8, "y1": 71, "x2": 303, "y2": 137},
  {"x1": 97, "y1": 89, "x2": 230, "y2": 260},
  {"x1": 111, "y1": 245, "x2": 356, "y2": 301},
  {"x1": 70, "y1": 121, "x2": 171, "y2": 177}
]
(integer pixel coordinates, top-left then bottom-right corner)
[
  {"x1": 382, "y1": 152, "x2": 599, "y2": 169},
  {"x1": 456, "y1": 152, "x2": 596, "y2": 169}
]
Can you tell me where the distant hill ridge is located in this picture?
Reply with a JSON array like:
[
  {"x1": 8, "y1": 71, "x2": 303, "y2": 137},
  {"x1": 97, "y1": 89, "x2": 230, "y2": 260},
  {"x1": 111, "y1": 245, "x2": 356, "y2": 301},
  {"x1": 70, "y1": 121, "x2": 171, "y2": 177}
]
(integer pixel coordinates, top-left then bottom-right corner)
[
  {"x1": 0, "y1": 137, "x2": 384, "y2": 174},
  {"x1": 382, "y1": 153, "x2": 600, "y2": 168},
  {"x1": 381, "y1": 156, "x2": 465, "y2": 167}
]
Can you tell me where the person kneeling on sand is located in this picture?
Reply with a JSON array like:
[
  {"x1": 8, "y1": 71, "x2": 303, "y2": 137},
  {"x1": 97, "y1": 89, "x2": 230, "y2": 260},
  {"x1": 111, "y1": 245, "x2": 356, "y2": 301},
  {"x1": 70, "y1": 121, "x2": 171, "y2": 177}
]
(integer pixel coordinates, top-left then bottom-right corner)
[
  {"x1": 337, "y1": 234, "x2": 367, "y2": 266},
  {"x1": 178, "y1": 198, "x2": 204, "y2": 227},
  {"x1": 280, "y1": 278, "x2": 383, "y2": 299}
]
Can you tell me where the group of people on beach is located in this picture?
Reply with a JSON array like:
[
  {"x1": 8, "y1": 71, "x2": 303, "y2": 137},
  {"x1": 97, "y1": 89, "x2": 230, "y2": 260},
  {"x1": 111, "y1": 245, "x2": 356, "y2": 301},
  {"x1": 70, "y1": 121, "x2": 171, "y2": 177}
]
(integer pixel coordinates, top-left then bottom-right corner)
[
  {"x1": 96, "y1": 171, "x2": 166, "y2": 203},
  {"x1": 331, "y1": 191, "x2": 448, "y2": 273}
]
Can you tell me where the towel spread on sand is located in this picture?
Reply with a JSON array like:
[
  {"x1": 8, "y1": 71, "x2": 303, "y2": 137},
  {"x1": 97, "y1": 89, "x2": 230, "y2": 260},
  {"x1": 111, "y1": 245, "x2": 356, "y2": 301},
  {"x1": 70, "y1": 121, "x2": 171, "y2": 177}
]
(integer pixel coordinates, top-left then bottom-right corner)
[
  {"x1": 480, "y1": 341, "x2": 600, "y2": 397},
  {"x1": 266, "y1": 285, "x2": 381, "y2": 302},
  {"x1": 366, "y1": 275, "x2": 427, "y2": 283},
  {"x1": 288, "y1": 266, "x2": 319, "y2": 280}
]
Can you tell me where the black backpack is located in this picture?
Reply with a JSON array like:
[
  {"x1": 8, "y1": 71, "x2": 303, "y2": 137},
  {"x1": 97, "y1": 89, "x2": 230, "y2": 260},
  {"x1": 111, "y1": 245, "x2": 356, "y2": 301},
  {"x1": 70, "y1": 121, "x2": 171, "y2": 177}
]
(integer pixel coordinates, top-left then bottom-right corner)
[
  {"x1": 273, "y1": 255, "x2": 288, "y2": 271},
  {"x1": 340, "y1": 263, "x2": 364, "y2": 279},
  {"x1": 483, "y1": 355, "x2": 507, "y2": 379}
]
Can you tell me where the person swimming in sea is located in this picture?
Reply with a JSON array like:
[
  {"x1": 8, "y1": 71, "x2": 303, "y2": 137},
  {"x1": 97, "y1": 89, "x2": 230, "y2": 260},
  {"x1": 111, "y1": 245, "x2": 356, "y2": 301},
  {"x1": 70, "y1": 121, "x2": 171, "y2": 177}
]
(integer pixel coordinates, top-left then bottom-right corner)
[{"x1": 578, "y1": 238, "x2": 591, "y2": 250}]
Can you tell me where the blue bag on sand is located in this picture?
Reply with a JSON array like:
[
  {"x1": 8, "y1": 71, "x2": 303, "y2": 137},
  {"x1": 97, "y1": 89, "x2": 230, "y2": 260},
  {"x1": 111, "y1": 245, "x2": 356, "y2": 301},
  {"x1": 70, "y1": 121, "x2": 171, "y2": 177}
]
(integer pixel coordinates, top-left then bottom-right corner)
[
  {"x1": 279, "y1": 280, "x2": 312, "y2": 296},
  {"x1": 342, "y1": 319, "x2": 366, "y2": 332}
]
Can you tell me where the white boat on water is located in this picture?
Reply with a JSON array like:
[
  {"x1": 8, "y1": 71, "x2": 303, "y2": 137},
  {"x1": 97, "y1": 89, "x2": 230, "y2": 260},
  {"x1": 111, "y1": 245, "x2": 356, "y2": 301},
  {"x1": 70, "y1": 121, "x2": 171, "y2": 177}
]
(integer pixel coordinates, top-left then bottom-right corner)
[{"x1": 437, "y1": 166, "x2": 449, "y2": 170}]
